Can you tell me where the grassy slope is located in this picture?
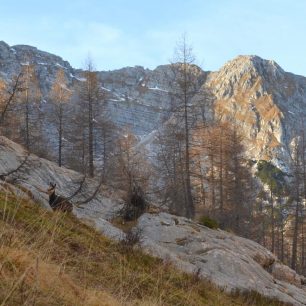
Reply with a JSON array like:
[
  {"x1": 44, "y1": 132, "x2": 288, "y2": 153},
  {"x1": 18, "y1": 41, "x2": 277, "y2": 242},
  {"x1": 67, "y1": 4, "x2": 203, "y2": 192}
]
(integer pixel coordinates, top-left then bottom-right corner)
[{"x1": 0, "y1": 188, "x2": 289, "y2": 306}]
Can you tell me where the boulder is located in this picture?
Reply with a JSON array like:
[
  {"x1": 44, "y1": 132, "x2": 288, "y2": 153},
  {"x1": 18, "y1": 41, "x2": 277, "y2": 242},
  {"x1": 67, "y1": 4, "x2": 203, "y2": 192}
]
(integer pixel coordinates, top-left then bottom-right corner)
[
  {"x1": 272, "y1": 262, "x2": 303, "y2": 288},
  {"x1": 138, "y1": 212, "x2": 306, "y2": 306}
]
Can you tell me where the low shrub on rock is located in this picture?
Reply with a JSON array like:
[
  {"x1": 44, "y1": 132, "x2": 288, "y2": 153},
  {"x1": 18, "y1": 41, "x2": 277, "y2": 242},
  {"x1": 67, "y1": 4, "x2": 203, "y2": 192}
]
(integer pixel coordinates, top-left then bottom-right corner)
[{"x1": 199, "y1": 216, "x2": 219, "y2": 229}]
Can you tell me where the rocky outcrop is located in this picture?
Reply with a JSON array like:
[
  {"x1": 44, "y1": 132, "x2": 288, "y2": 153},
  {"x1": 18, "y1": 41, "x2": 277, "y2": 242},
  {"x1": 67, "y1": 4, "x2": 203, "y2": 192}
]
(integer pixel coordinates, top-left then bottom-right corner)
[
  {"x1": 138, "y1": 212, "x2": 306, "y2": 306},
  {"x1": 272, "y1": 262, "x2": 305, "y2": 287},
  {"x1": 0, "y1": 41, "x2": 75, "y2": 94},
  {"x1": 0, "y1": 136, "x2": 124, "y2": 241}
]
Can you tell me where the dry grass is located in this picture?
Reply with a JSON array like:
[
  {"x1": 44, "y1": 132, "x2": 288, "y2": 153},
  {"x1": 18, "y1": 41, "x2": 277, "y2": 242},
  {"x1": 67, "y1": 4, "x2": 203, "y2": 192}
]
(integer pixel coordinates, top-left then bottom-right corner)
[{"x1": 0, "y1": 187, "x2": 290, "y2": 306}]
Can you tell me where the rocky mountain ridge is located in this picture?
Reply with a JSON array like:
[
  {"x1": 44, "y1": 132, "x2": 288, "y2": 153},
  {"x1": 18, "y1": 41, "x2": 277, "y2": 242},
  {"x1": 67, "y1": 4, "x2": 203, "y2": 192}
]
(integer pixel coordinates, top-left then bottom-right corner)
[
  {"x1": 0, "y1": 41, "x2": 176, "y2": 135},
  {"x1": 0, "y1": 41, "x2": 306, "y2": 168}
]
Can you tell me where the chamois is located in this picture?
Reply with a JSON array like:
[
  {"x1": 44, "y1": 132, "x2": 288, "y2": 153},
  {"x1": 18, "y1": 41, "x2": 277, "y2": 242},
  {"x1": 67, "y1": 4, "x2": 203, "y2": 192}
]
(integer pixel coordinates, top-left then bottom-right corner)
[{"x1": 47, "y1": 183, "x2": 73, "y2": 213}]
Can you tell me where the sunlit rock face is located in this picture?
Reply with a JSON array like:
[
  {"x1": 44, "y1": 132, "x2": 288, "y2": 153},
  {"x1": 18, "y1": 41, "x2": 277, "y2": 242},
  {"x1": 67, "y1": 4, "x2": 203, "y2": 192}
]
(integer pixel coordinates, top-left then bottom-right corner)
[
  {"x1": 205, "y1": 55, "x2": 306, "y2": 169},
  {"x1": 0, "y1": 41, "x2": 306, "y2": 169}
]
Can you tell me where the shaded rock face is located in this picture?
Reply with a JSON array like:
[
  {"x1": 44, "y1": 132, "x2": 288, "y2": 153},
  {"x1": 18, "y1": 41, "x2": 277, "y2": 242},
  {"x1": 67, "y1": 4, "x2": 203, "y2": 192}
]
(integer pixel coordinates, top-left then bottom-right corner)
[
  {"x1": 138, "y1": 212, "x2": 306, "y2": 306},
  {"x1": 98, "y1": 65, "x2": 176, "y2": 135},
  {"x1": 0, "y1": 41, "x2": 188, "y2": 136},
  {"x1": 1, "y1": 136, "x2": 306, "y2": 305},
  {"x1": 0, "y1": 41, "x2": 75, "y2": 94}
]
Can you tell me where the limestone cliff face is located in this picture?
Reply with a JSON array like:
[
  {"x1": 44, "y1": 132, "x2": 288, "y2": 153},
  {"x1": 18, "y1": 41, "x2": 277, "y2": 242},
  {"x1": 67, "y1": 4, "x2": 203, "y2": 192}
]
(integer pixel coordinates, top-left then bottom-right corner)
[
  {"x1": 98, "y1": 65, "x2": 174, "y2": 135},
  {"x1": 98, "y1": 64, "x2": 205, "y2": 134},
  {"x1": 0, "y1": 41, "x2": 177, "y2": 135},
  {"x1": 205, "y1": 55, "x2": 306, "y2": 169}
]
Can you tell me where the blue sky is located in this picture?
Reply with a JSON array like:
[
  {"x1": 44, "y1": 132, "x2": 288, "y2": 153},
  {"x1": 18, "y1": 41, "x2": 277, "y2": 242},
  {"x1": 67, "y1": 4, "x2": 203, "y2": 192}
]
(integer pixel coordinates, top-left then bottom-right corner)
[{"x1": 0, "y1": 0, "x2": 306, "y2": 75}]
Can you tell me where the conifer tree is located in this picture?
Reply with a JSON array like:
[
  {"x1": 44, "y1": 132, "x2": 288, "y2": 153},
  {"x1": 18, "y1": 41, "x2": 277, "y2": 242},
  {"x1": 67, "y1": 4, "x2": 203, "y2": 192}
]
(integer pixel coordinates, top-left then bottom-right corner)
[
  {"x1": 164, "y1": 35, "x2": 204, "y2": 218},
  {"x1": 49, "y1": 68, "x2": 72, "y2": 167},
  {"x1": 73, "y1": 58, "x2": 108, "y2": 177},
  {"x1": 18, "y1": 62, "x2": 42, "y2": 150}
]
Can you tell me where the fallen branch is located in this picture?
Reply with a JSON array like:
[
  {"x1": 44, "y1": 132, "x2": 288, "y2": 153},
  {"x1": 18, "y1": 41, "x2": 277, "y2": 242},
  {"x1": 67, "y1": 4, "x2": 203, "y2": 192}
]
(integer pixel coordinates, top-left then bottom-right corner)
[
  {"x1": 0, "y1": 152, "x2": 30, "y2": 181},
  {"x1": 75, "y1": 174, "x2": 104, "y2": 206},
  {"x1": 66, "y1": 174, "x2": 87, "y2": 201}
]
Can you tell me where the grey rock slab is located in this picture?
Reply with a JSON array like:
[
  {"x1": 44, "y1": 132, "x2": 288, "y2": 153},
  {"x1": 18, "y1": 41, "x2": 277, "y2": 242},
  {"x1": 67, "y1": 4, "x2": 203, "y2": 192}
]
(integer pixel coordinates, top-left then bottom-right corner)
[
  {"x1": 138, "y1": 212, "x2": 306, "y2": 306},
  {"x1": 0, "y1": 136, "x2": 124, "y2": 239}
]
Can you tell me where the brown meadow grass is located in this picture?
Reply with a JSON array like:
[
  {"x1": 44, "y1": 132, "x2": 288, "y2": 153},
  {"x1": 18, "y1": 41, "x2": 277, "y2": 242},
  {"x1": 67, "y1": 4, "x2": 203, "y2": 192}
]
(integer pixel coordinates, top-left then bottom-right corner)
[{"x1": 0, "y1": 187, "x2": 289, "y2": 306}]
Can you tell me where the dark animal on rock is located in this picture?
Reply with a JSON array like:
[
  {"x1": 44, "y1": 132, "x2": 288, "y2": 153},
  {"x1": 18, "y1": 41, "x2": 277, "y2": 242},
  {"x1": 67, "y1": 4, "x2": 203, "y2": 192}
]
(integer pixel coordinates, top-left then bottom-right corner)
[{"x1": 47, "y1": 182, "x2": 73, "y2": 213}]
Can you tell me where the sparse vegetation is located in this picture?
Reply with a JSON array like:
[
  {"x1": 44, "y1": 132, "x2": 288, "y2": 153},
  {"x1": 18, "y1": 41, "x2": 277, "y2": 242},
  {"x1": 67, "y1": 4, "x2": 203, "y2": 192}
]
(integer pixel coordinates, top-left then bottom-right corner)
[
  {"x1": 119, "y1": 228, "x2": 143, "y2": 251},
  {"x1": 0, "y1": 187, "x2": 289, "y2": 306},
  {"x1": 198, "y1": 215, "x2": 219, "y2": 229},
  {"x1": 122, "y1": 185, "x2": 148, "y2": 221},
  {"x1": 256, "y1": 160, "x2": 287, "y2": 194}
]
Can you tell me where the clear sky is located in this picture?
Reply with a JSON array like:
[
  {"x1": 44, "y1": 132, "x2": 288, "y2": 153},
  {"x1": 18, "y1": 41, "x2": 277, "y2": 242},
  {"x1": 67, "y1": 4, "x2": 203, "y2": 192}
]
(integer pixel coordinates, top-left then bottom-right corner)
[{"x1": 0, "y1": 0, "x2": 305, "y2": 75}]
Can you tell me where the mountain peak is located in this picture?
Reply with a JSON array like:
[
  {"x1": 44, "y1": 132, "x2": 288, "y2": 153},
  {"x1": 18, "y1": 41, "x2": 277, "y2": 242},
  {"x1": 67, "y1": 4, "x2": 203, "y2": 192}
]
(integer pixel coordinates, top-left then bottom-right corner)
[
  {"x1": 12, "y1": 44, "x2": 38, "y2": 51},
  {"x1": 0, "y1": 41, "x2": 9, "y2": 48},
  {"x1": 220, "y1": 55, "x2": 285, "y2": 79},
  {"x1": 207, "y1": 55, "x2": 286, "y2": 100}
]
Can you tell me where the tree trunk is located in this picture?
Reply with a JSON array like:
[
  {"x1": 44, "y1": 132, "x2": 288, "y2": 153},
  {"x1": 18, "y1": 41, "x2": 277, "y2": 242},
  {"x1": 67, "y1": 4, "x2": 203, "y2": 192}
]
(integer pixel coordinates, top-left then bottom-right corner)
[
  {"x1": 291, "y1": 199, "x2": 299, "y2": 270},
  {"x1": 183, "y1": 62, "x2": 194, "y2": 219},
  {"x1": 25, "y1": 93, "x2": 30, "y2": 150},
  {"x1": 219, "y1": 131, "x2": 224, "y2": 213},
  {"x1": 58, "y1": 112, "x2": 62, "y2": 167},
  {"x1": 88, "y1": 90, "x2": 94, "y2": 177},
  {"x1": 271, "y1": 188, "x2": 275, "y2": 253}
]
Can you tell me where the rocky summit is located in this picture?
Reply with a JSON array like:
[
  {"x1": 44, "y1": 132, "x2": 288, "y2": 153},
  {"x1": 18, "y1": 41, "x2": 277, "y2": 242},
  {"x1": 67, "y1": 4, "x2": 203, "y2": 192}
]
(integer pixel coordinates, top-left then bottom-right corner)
[{"x1": 205, "y1": 55, "x2": 306, "y2": 169}]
